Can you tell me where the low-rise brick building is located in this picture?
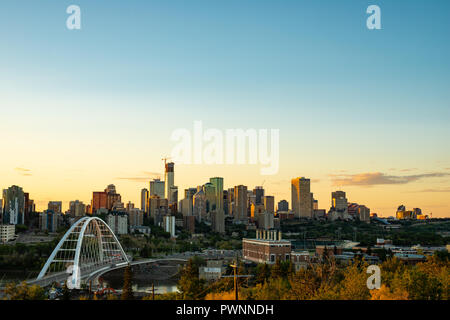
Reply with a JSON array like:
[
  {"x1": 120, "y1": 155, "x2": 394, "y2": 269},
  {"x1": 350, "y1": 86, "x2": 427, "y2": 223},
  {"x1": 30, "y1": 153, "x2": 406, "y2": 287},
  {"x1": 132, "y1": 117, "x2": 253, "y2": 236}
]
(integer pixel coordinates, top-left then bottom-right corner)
[{"x1": 242, "y1": 230, "x2": 291, "y2": 264}]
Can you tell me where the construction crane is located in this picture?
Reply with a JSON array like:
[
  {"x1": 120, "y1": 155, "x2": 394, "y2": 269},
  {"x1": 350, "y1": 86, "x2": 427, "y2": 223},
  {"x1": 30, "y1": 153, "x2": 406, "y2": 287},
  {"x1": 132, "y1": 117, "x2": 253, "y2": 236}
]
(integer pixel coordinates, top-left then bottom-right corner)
[{"x1": 161, "y1": 156, "x2": 171, "y2": 166}]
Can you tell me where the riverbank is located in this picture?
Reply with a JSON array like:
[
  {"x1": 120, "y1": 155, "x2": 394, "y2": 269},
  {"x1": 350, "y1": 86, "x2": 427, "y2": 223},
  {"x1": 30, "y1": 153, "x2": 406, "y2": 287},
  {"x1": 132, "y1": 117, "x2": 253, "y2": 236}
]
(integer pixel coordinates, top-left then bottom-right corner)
[{"x1": 100, "y1": 260, "x2": 184, "y2": 294}]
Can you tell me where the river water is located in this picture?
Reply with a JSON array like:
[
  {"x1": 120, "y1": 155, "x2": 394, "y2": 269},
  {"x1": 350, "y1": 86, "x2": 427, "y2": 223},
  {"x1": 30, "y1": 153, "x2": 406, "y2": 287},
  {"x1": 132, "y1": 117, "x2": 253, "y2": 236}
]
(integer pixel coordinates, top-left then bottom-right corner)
[{"x1": 102, "y1": 278, "x2": 179, "y2": 294}]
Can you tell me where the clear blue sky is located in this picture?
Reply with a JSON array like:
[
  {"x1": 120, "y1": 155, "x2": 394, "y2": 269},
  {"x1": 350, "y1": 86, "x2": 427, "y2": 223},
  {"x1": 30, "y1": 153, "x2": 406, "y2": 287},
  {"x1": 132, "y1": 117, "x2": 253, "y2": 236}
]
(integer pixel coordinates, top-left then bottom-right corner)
[
  {"x1": 1, "y1": 1, "x2": 449, "y2": 123},
  {"x1": 1, "y1": 0, "x2": 450, "y2": 216}
]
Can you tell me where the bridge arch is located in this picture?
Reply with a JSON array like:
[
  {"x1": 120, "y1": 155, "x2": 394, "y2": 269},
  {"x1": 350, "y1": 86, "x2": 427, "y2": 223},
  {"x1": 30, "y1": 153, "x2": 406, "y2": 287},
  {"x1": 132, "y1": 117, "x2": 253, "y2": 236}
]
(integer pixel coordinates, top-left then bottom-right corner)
[{"x1": 37, "y1": 217, "x2": 129, "y2": 288}]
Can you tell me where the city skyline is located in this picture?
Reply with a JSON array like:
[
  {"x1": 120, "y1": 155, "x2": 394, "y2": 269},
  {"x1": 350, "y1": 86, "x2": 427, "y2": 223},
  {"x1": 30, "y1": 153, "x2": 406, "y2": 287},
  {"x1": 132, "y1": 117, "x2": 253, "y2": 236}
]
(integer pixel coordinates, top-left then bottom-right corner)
[
  {"x1": 1, "y1": 1, "x2": 450, "y2": 217},
  {"x1": 1, "y1": 163, "x2": 447, "y2": 218}
]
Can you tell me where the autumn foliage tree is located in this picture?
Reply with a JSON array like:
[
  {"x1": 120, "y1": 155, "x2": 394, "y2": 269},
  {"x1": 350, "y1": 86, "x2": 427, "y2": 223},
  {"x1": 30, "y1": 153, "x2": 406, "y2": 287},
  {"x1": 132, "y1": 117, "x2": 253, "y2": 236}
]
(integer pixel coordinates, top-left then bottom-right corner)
[
  {"x1": 370, "y1": 285, "x2": 409, "y2": 300},
  {"x1": 3, "y1": 282, "x2": 46, "y2": 300},
  {"x1": 175, "y1": 251, "x2": 450, "y2": 301}
]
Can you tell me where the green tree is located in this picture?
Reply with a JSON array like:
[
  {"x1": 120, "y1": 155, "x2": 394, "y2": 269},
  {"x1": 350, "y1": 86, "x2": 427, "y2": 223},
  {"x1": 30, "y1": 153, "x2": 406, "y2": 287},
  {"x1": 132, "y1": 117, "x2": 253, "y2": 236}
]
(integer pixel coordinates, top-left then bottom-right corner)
[
  {"x1": 281, "y1": 260, "x2": 295, "y2": 278},
  {"x1": 405, "y1": 268, "x2": 442, "y2": 300},
  {"x1": 177, "y1": 258, "x2": 206, "y2": 300},
  {"x1": 250, "y1": 277, "x2": 290, "y2": 300},
  {"x1": 434, "y1": 250, "x2": 450, "y2": 262},
  {"x1": 322, "y1": 245, "x2": 329, "y2": 262},
  {"x1": 255, "y1": 263, "x2": 271, "y2": 284},
  {"x1": 271, "y1": 259, "x2": 284, "y2": 279}
]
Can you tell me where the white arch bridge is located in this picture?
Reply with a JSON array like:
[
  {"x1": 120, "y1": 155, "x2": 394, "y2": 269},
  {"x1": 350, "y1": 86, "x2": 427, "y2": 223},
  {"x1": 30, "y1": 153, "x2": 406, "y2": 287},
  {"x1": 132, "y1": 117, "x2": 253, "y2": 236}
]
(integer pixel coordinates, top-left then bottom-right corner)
[
  {"x1": 32, "y1": 217, "x2": 129, "y2": 288},
  {"x1": 28, "y1": 217, "x2": 188, "y2": 289}
]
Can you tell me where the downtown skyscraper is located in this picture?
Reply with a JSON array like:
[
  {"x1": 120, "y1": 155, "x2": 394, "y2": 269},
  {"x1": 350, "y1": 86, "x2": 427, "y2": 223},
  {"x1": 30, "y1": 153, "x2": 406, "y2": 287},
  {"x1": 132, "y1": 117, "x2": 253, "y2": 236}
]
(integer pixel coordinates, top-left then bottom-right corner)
[
  {"x1": 234, "y1": 185, "x2": 248, "y2": 222},
  {"x1": 209, "y1": 177, "x2": 224, "y2": 213},
  {"x1": 253, "y1": 186, "x2": 265, "y2": 205},
  {"x1": 2, "y1": 185, "x2": 25, "y2": 225},
  {"x1": 165, "y1": 162, "x2": 175, "y2": 204},
  {"x1": 291, "y1": 177, "x2": 313, "y2": 219},
  {"x1": 141, "y1": 188, "x2": 149, "y2": 212},
  {"x1": 150, "y1": 179, "x2": 165, "y2": 199}
]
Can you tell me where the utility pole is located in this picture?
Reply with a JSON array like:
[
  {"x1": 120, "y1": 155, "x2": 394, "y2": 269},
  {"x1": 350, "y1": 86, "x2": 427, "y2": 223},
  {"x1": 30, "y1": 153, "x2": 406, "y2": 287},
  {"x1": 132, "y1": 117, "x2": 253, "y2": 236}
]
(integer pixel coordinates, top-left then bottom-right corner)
[
  {"x1": 221, "y1": 272, "x2": 253, "y2": 301},
  {"x1": 223, "y1": 256, "x2": 253, "y2": 301},
  {"x1": 152, "y1": 283, "x2": 155, "y2": 300},
  {"x1": 230, "y1": 263, "x2": 238, "y2": 300}
]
